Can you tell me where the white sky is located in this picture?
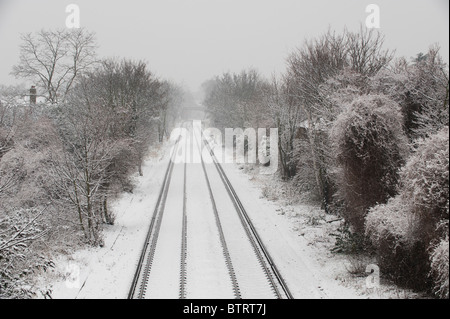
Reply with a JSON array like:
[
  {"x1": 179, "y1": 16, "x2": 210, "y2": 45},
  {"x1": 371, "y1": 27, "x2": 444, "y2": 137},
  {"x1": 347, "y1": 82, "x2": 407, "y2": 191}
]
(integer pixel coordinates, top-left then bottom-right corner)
[{"x1": 0, "y1": 0, "x2": 448, "y2": 91}]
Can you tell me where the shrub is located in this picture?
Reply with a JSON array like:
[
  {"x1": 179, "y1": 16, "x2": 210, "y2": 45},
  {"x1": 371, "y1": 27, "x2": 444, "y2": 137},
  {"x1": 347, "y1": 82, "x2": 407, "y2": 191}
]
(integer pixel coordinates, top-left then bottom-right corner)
[
  {"x1": 430, "y1": 237, "x2": 449, "y2": 299},
  {"x1": 0, "y1": 127, "x2": 13, "y2": 159},
  {"x1": 399, "y1": 127, "x2": 449, "y2": 236},
  {"x1": 331, "y1": 94, "x2": 408, "y2": 233},
  {"x1": 365, "y1": 197, "x2": 431, "y2": 289},
  {"x1": 365, "y1": 127, "x2": 449, "y2": 294},
  {"x1": 0, "y1": 208, "x2": 53, "y2": 298},
  {"x1": 0, "y1": 118, "x2": 62, "y2": 208},
  {"x1": 331, "y1": 223, "x2": 368, "y2": 254}
]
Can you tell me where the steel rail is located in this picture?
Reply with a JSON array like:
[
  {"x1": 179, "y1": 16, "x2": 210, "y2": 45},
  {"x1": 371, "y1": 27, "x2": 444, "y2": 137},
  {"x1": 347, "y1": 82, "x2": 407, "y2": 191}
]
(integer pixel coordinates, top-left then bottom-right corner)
[
  {"x1": 192, "y1": 127, "x2": 242, "y2": 299},
  {"x1": 179, "y1": 131, "x2": 188, "y2": 299},
  {"x1": 201, "y1": 132, "x2": 294, "y2": 299},
  {"x1": 128, "y1": 136, "x2": 181, "y2": 299}
]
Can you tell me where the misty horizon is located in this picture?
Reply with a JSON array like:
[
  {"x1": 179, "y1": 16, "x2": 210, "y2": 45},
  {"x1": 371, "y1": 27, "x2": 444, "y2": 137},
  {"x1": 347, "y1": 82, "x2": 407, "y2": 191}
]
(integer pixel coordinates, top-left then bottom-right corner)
[{"x1": 0, "y1": 0, "x2": 449, "y2": 93}]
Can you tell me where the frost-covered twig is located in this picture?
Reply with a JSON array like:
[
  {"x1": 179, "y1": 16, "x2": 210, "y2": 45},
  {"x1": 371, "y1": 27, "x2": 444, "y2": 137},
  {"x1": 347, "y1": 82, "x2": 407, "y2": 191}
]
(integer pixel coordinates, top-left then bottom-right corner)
[{"x1": 0, "y1": 204, "x2": 50, "y2": 252}]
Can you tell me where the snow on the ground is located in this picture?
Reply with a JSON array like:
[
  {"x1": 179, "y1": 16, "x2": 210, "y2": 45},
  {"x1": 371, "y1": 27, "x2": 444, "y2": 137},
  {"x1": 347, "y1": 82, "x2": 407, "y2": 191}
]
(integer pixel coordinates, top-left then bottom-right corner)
[
  {"x1": 224, "y1": 163, "x2": 420, "y2": 299},
  {"x1": 35, "y1": 145, "x2": 173, "y2": 299},
  {"x1": 220, "y1": 163, "x2": 359, "y2": 299},
  {"x1": 34, "y1": 137, "x2": 416, "y2": 299}
]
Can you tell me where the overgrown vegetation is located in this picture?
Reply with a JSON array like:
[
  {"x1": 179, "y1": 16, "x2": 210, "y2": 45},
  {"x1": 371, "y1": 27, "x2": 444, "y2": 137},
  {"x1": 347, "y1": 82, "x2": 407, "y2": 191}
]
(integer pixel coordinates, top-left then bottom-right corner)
[
  {"x1": 366, "y1": 128, "x2": 449, "y2": 293},
  {"x1": 203, "y1": 27, "x2": 449, "y2": 298},
  {"x1": 0, "y1": 29, "x2": 184, "y2": 298},
  {"x1": 330, "y1": 94, "x2": 408, "y2": 233}
]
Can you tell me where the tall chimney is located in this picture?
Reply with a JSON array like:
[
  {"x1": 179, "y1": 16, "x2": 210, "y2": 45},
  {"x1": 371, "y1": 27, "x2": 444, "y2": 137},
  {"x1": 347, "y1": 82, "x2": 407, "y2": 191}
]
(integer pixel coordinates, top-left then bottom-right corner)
[{"x1": 30, "y1": 86, "x2": 37, "y2": 105}]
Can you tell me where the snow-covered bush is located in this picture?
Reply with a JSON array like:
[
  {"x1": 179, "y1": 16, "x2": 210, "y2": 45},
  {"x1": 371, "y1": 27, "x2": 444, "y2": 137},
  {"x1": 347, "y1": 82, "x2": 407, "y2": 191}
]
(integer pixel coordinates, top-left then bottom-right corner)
[
  {"x1": 399, "y1": 127, "x2": 449, "y2": 231},
  {"x1": 0, "y1": 118, "x2": 62, "y2": 208},
  {"x1": 0, "y1": 127, "x2": 13, "y2": 159},
  {"x1": 365, "y1": 127, "x2": 449, "y2": 294},
  {"x1": 365, "y1": 197, "x2": 413, "y2": 249},
  {"x1": 331, "y1": 223, "x2": 367, "y2": 254},
  {"x1": 0, "y1": 116, "x2": 78, "y2": 298},
  {"x1": 0, "y1": 208, "x2": 53, "y2": 298},
  {"x1": 330, "y1": 94, "x2": 408, "y2": 233},
  {"x1": 430, "y1": 237, "x2": 449, "y2": 299},
  {"x1": 365, "y1": 197, "x2": 430, "y2": 288}
]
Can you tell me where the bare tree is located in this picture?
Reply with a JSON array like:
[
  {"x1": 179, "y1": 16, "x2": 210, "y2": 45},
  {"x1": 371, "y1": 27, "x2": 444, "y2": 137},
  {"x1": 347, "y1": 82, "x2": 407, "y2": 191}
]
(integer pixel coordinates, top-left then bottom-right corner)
[
  {"x1": 51, "y1": 91, "x2": 121, "y2": 244},
  {"x1": 154, "y1": 80, "x2": 183, "y2": 143},
  {"x1": 407, "y1": 46, "x2": 449, "y2": 138},
  {"x1": 284, "y1": 30, "x2": 348, "y2": 208},
  {"x1": 49, "y1": 59, "x2": 174, "y2": 244},
  {"x1": 88, "y1": 59, "x2": 170, "y2": 172},
  {"x1": 345, "y1": 26, "x2": 394, "y2": 78},
  {"x1": 11, "y1": 28, "x2": 97, "y2": 104},
  {"x1": 265, "y1": 76, "x2": 304, "y2": 179},
  {"x1": 203, "y1": 69, "x2": 266, "y2": 131}
]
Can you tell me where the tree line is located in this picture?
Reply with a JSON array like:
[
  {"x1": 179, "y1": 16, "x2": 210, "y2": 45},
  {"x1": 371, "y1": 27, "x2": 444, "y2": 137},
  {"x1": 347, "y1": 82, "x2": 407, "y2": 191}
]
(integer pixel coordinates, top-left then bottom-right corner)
[
  {"x1": 203, "y1": 27, "x2": 449, "y2": 298},
  {"x1": 0, "y1": 28, "x2": 184, "y2": 298}
]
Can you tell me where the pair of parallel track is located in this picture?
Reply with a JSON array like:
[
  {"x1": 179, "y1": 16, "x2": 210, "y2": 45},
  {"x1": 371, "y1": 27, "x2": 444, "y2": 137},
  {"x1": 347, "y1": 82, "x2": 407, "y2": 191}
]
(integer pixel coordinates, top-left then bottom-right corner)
[{"x1": 128, "y1": 124, "x2": 293, "y2": 299}]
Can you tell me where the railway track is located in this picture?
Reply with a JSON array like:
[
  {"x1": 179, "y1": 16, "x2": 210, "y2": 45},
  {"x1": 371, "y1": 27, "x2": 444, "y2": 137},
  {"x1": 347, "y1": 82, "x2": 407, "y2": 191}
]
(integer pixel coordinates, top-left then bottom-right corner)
[
  {"x1": 193, "y1": 127, "x2": 242, "y2": 299},
  {"x1": 200, "y1": 130, "x2": 293, "y2": 299},
  {"x1": 128, "y1": 122, "x2": 293, "y2": 299},
  {"x1": 179, "y1": 133, "x2": 188, "y2": 299},
  {"x1": 128, "y1": 135, "x2": 182, "y2": 299}
]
